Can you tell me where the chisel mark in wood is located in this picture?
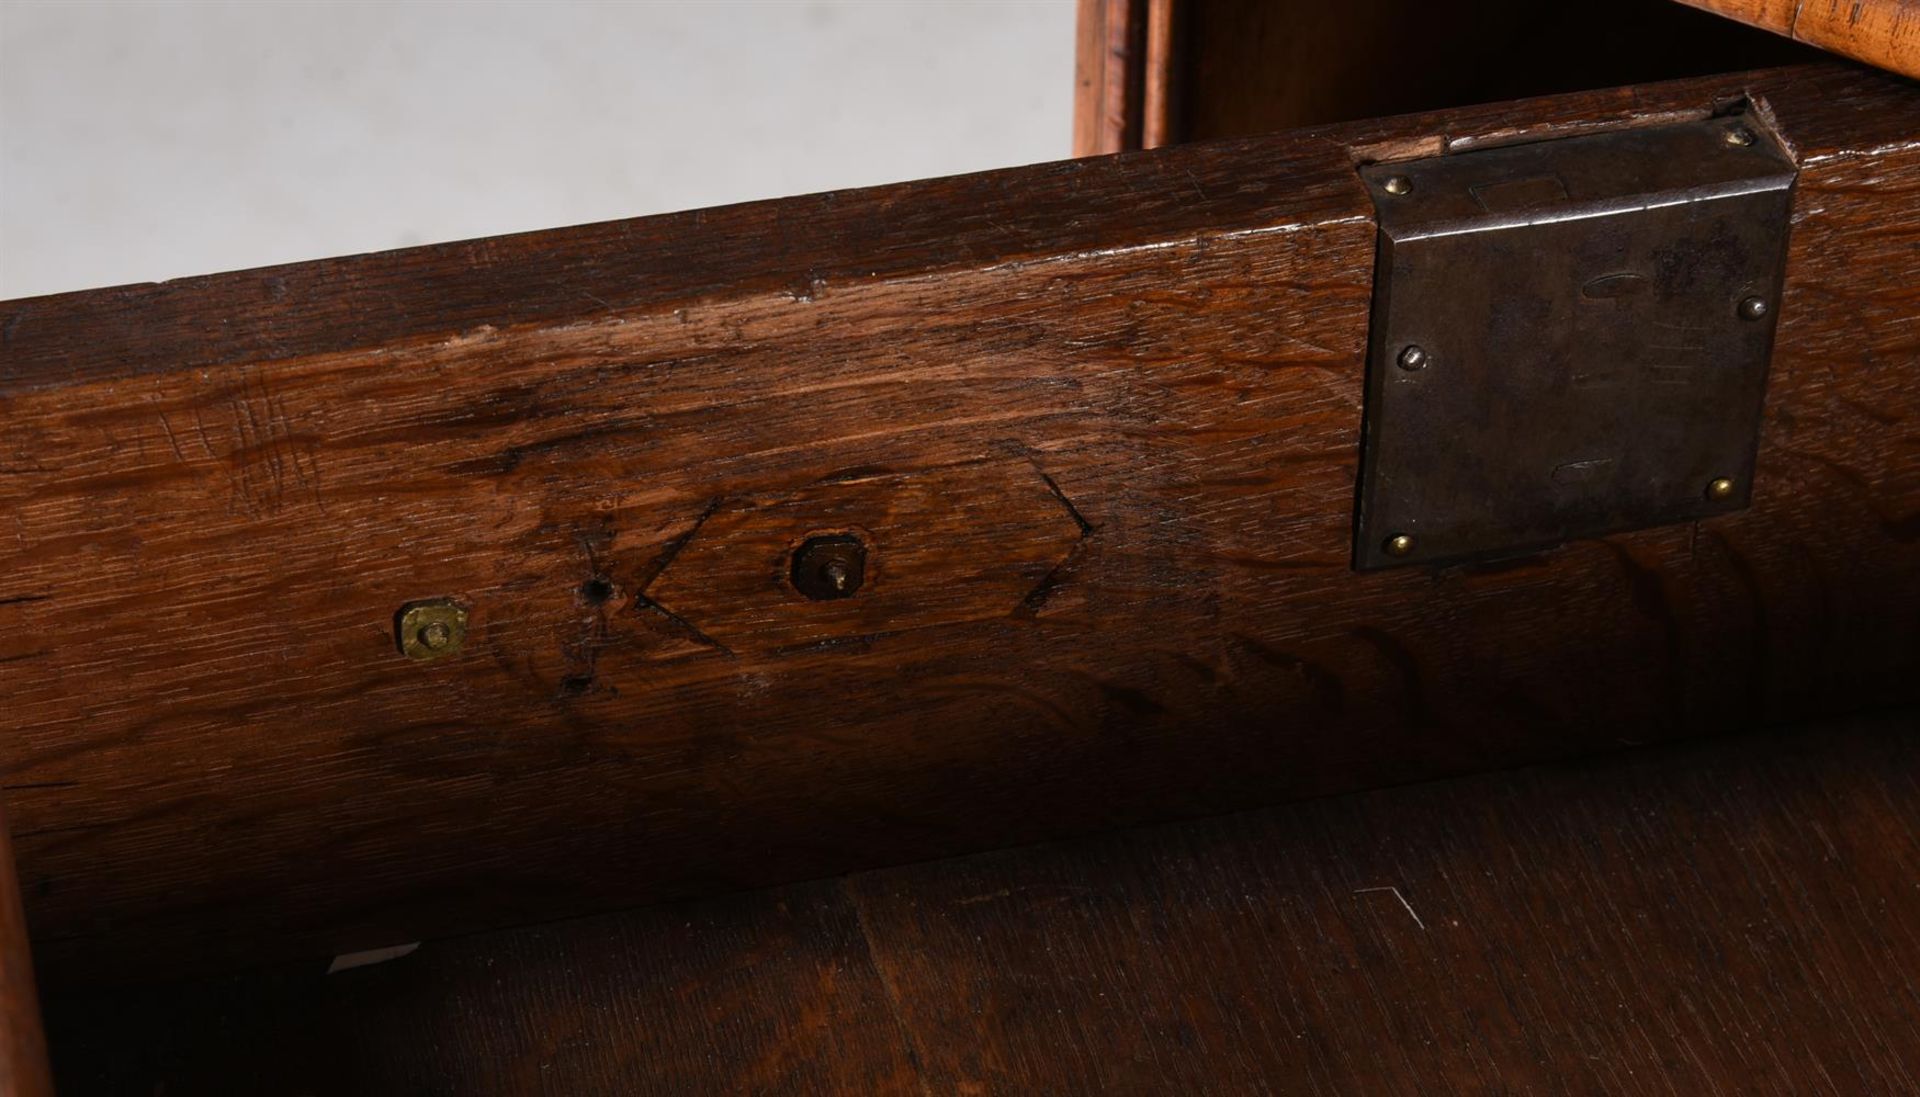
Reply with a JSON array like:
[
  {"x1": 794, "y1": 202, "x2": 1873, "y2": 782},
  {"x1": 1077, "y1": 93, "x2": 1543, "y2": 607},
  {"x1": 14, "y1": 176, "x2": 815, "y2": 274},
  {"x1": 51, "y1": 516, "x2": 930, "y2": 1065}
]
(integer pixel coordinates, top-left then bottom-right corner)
[
  {"x1": 1036, "y1": 470, "x2": 1095, "y2": 538},
  {"x1": 638, "y1": 496, "x2": 725, "y2": 592},
  {"x1": 1014, "y1": 543, "x2": 1084, "y2": 619},
  {"x1": 157, "y1": 412, "x2": 188, "y2": 464},
  {"x1": 633, "y1": 595, "x2": 734, "y2": 658},
  {"x1": 1014, "y1": 469, "x2": 1096, "y2": 618}
]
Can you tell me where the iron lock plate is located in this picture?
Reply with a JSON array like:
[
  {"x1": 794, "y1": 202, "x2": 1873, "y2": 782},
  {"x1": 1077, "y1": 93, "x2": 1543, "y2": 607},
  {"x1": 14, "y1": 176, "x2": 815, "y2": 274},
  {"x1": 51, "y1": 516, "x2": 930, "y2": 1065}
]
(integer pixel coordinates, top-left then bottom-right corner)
[{"x1": 1352, "y1": 116, "x2": 1796, "y2": 570}]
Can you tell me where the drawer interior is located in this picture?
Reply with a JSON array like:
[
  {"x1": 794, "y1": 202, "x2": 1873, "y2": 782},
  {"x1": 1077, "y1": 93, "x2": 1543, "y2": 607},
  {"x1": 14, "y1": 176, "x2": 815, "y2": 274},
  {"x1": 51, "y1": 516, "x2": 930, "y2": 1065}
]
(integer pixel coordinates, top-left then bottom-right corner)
[{"x1": 1081, "y1": 0, "x2": 1822, "y2": 154}]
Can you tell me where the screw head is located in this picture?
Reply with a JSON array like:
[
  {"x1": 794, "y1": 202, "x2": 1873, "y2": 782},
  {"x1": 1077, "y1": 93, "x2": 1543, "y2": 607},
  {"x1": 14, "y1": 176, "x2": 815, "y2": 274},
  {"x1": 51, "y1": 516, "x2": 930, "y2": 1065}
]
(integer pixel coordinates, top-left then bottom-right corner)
[
  {"x1": 1738, "y1": 296, "x2": 1770, "y2": 321},
  {"x1": 1384, "y1": 533, "x2": 1416, "y2": 557},
  {"x1": 1724, "y1": 125, "x2": 1756, "y2": 147},
  {"x1": 1396, "y1": 345, "x2": 1429, "y2": 372},
  {"x1": 1706, "y1": 477, "x2": 1737, "y2": 502},
  {"x1": 1381, "y1": 175, "x2": 1413, "y2": 197},
  {"x1": 792, "y1": 535, "x2": 867, "y2": 601},
  {"x1": 396, "y1": 599, "x2": 468, "y2": 661}
]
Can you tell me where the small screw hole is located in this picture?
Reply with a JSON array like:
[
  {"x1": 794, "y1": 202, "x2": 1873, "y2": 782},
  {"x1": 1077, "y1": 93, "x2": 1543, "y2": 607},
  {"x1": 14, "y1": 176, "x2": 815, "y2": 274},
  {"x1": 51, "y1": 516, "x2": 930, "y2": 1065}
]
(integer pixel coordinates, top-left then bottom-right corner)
[{"x1": 581, "y1": 577, "x2": 614, "y2": 605}]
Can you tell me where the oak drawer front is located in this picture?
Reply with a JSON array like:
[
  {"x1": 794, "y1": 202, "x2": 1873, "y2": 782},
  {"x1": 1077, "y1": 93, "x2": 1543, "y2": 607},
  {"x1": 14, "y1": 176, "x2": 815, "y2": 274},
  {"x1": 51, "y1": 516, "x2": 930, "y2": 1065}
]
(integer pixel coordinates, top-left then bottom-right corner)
[{"x1": 2, "y1": 62, "x2": 1916, "y2": 981}]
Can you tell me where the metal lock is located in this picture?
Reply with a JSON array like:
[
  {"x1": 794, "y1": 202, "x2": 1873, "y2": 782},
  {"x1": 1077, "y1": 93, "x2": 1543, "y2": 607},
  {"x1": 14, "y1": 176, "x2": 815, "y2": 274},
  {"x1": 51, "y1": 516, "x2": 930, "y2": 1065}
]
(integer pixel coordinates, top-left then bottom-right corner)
[{"x1": 1353, "y1": 114, "x2": 1796, "y2": 569}]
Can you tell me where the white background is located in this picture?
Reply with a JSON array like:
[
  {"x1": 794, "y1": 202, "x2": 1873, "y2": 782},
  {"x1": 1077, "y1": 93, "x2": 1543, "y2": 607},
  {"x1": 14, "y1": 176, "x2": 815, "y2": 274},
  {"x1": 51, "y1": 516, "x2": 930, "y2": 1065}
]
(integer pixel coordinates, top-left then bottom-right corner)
[{"x1": 0, "y1": 0, "x2": 1075, "y2": 299}]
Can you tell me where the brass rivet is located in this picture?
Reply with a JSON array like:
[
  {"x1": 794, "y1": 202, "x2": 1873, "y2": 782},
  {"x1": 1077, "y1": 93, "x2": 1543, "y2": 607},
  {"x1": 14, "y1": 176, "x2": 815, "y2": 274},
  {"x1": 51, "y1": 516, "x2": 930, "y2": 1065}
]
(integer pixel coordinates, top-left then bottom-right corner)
[
  {"x1": 1397, "y1": 345, "x2": 1429, "y2": 371},
  {"x1": 1384, "y1": 533, "x2": 1416, "y2": 557},
  {"x1": 1738, "y1": 296, "x2": 1769, "y2": 321},
  {"x1": 1382, "y1": 175, "x2": 1413, "y2": 196},
  {"x1": 1706, "y1": 477, "x2": 1737, "y2": 502},
  {"x1": 396, "y1": 599, "x2": 468, "y2": 660},
  {"x1": 1724, "y1": 125, "x2": 1757, "y2": 147}
]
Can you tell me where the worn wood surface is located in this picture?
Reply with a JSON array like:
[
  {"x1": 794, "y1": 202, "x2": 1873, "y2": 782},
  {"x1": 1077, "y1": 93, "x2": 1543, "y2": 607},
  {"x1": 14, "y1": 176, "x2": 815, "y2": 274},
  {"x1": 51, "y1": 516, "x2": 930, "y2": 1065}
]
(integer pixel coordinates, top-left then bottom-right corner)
[
  {"x1": 1676, "y1": 0, "x2": 1920, "y2": 78},
  {"x1": 1, "y1": 64, "x2": 1917, "y2": 983},
  {"x1": 1076, "y1": 0, "x2": 1814, "y2": 151},
  {"x1": 1074, "y1": 0, "x2": 1147, "y2": 156},
  {"x1": 42, "y1": 708, "x2": 1920, "y2": 1095},
  {"x1": 0, "y1": 807, "x2": 50, "y2": 1097}
]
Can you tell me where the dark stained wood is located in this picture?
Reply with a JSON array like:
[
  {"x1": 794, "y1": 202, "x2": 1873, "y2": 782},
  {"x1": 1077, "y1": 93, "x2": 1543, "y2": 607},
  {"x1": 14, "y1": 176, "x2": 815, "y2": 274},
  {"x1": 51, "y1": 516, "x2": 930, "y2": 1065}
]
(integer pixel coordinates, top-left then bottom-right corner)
[
  {"x1": 1, "y1": 65, "x2": 1918, "y2": 984},
  {"x1": 1076, "y1": 0, "x2": 1817, "y2": 152},
  {"x1": 0, "y1": 805, "x2": 51, "y2": 1097},
  {"x1": 1677, "y1": 0, "x2": 1920, "y2": 79},
  {"x1": 42, "y1": 709, "x2": 1920, "y2": 1094},
  {"x1": 46, "y1": 879, "x2": 923, "y2": 1096},
  {"x1": 847, "y1": 708, "x2": 1920, "y2": 1094}
]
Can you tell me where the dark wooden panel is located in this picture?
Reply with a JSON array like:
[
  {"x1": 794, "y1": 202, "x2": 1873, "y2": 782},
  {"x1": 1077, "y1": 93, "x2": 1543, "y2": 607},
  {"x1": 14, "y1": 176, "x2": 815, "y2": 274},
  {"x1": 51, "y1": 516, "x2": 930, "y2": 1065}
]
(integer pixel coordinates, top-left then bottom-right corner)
[
  {"x1": 1074, "y1": 0, "x2": 1818, "y2": 151},
  {"x1": 42, "y1": 709, "x2": 1920, "y2": 1094},
  {"x1": 847, "y1": 708, "x2": 1920, "y2": 1094},
  {"x1": 0, "y1": 806, "x2": 51, "y2": 1097},
  {"x1": 1, "y1": 65, "x2": 1917, "y2": 982},
  {"x1": 44, "y1": 881, "x2": 920, "y2": 1096},
  {"x1": 1177, "y1": 0, "x2": 1817, "y2": 140}
]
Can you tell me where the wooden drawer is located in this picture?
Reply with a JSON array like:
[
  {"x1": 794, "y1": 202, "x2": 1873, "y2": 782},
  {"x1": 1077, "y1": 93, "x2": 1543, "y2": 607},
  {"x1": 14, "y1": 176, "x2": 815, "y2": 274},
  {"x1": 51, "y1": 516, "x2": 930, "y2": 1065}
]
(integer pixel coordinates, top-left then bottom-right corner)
[{"x1": 1, "y1": 7, "x2": 1917, "y2": 1089}]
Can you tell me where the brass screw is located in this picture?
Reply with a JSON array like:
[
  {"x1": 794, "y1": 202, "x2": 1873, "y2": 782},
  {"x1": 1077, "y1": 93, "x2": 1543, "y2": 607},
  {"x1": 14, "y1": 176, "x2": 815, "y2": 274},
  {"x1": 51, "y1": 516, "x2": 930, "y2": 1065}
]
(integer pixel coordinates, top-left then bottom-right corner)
[
  {"x1": 1384, "y1": 533, "x2": 1416, "y2": 557},
  {"x1": 396, "y1": 599, "x2": 468, "y2": 660},
  {"x1": 1397, "y1": 345, "x2": 1429, "y2": 371},
  {"x1": 1724, "y1": 125, "x2": 1757, "y2": 147},
  {"x1": 1738, "y1": 296, "x2": 1770, "y2": 321},
  {"x1": 1382, "y1": 175, "x2": 1413, "y2": 196},
  {"x1": 1706, "y1": 477, "x2": 1737, "y2": 502}
]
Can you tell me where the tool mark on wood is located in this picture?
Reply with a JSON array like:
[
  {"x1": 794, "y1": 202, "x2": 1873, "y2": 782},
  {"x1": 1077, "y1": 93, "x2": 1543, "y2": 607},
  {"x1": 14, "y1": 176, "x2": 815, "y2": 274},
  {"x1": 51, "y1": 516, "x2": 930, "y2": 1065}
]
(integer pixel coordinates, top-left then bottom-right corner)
[{"x1": 637, "y1": 497, "x2": 726, "y2": 593}]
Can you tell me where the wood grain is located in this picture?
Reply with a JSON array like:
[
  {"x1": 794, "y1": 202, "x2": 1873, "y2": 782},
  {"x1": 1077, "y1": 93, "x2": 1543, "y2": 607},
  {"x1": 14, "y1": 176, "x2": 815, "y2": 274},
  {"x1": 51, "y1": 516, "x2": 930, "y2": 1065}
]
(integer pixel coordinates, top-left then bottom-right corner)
[
  {"x1": 41, "y1": 709, "x2": 1920, "y2": 1094},
  {"x1": 846, "y1": 708, "x2": 1920, "y2": 1094},
  {"x1": 1071, "y1": 0, "x2": 1177, "y2": 155},
  {"x1": 0, "y1": 806, "x2": 50, "y2": 1097},
  {"x1": 1, "y1": 64, "x2": 1917, "y2": 984},
  {"x1": 1074, "y1": 0, "x2": 1147, "y2": 156},
  {"x1": 1676, "y1": 0, "x2": 1920, "y2": 79},
  {"x1": 1141, "y1": 0, "x2": 1180, "y2": 148}
]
